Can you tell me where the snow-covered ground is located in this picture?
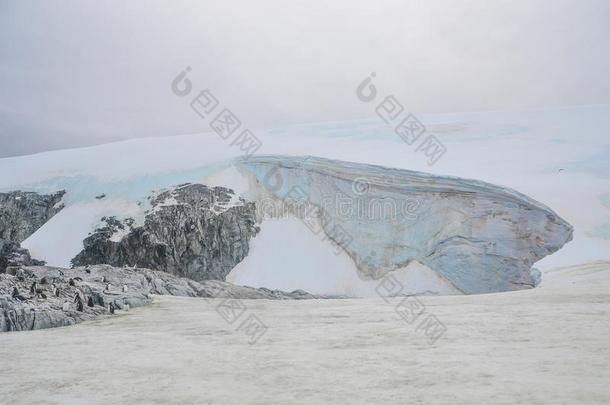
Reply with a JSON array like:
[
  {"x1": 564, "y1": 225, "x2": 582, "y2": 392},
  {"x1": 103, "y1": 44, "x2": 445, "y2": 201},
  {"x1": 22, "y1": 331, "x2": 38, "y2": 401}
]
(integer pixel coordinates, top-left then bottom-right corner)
[
  {"x1": 1, "y1": 105, "x2": 609, "y2": 294},
  {"x1": 1, "y1": 261, "x2": 609, "y2": 404}
]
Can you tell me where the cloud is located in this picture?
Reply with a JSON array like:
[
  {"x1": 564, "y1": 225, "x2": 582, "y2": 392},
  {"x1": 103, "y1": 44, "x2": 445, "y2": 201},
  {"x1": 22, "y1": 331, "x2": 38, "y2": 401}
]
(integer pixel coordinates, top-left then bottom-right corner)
[{"x1": 1, "y1": 0, "x2": 609, "y2": 157}]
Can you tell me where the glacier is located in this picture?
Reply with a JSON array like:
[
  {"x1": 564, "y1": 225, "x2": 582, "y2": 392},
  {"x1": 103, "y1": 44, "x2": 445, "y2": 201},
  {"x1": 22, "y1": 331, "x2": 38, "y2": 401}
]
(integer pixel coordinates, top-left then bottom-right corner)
[
  {"x1": 236, "y1": 155, "x2": 573, "y2": 294},
  {"x1": 1, "y1": 105, "x2": 607, "y2": 296}
]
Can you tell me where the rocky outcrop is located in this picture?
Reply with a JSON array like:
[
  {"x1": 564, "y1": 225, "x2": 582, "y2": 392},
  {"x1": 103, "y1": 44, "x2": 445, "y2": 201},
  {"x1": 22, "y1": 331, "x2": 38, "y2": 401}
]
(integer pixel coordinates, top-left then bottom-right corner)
[
  {"x1": 0, "y1": 190, "x2": 65, "y2": 243},
  {"x1": 0, "y1": 266, "x2": 140, "y2": 332},
  {"x1": 0, "y1": 240, "x2": 45, "y2": 271},
  {"x1": 0, "y1": 264, "x2": 330, "y2": 332},
  {"x1": 0, "y1": 190, "x2": 65, "y2": 272},
  {"x1": 72, "y1": 184, "x2": 259, "y2": 281},
  {"x1": 236, "y1": 155, "x2": 574, "y2": 294}
]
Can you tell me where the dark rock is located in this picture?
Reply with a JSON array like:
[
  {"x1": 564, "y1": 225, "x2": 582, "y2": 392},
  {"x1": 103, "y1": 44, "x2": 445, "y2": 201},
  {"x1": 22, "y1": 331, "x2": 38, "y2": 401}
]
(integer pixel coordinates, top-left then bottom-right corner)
[
  {"x1": 0, "y1": 264, "x2": 335, "y2": 332},
  {"x1": 72, "y1": 184, "x2": 260, "y2": 281},
  {"x1": 0, "y1": 190, "x2": 64, "y2": 272},
  {"x1": 0, "y1": 240, "x2": 45, "y2": 272},
  {"x1": 0, "y1": 190, "x2": 65, "y2": 243}
]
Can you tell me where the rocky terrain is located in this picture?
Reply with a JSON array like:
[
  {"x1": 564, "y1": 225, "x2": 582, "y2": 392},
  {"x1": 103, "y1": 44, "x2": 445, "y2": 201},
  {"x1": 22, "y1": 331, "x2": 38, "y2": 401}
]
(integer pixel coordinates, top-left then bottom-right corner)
[
  {"x1": 0, "y1": 264, "x2": 326, "y2": 332},
  {"x1": 237, "y1": 155, "x2": 574, "y2": 294},
  {"x1": 0, "y1": 190, "x2": 65, "y2": 271},
  {"x1": 72, "y1": 184, "x2": 259, "y2": 281},
  {"x1": 0, "y1": 240, "x2": 45, "y2": 271},
  {"x1": 0, "y1": 190, "x2": 65, "y2": 242}
]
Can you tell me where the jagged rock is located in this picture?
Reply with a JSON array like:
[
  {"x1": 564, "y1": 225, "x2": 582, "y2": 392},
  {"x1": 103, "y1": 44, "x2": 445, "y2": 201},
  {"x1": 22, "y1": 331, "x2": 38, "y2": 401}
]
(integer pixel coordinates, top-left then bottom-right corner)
[
  {"x1": 71, "y1": 184, "x2": 259, "y2": 281},
  {"x1": 0, "y1": 240, "x2": 45, "y2": 271},
  {"x1": 0, "y1": 190, "x2": 65, "y2": 272},
  {"x1": 0, "y1": 264, "x2": 333, "y2": 332},
  {"x1": 0, "y1": 190, "x2": 65, "y2": 243},
  {"x1": 236, "y1": 155, "x2": 574, "y2": 294}
]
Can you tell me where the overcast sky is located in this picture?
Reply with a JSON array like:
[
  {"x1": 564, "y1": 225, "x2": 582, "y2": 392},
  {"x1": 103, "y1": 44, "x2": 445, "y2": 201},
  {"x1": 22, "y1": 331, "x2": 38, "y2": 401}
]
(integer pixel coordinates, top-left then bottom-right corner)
[{"x1": 1, "y1": 0, "x2": 609, "y2": 157}]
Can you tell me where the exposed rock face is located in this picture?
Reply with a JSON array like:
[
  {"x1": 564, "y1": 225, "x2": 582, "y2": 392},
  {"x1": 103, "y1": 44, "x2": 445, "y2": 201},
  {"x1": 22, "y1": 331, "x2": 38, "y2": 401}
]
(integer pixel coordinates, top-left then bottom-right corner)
[
  {"x1": 0, "y1": 190, "x2": 65, "y2": 272},
  {"x1": 0, "y1": 240, "x2": 45, "y2": 271},
  {"x1": 0, "y1": 190, "x2": 65, "y2": 243},
  {"x1": 72, "y1": 184, "x2": 260, "y2": 281},
  {"x1": 236, "y1": 155, "x2": 574, "y2": 294},
  {"x1": 0, "y1": 264, "x2": 329, "y2": 332}
]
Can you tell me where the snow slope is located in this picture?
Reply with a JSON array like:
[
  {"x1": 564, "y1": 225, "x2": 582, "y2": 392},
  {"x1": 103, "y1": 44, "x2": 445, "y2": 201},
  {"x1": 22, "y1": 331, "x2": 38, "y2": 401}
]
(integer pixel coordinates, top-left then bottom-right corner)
[
  {"x1": 1, "y1": 105, "x2": 609, "y2": 295},
  {"x1": 226, "y1": 217, "x2": 461, "y2": 296}
]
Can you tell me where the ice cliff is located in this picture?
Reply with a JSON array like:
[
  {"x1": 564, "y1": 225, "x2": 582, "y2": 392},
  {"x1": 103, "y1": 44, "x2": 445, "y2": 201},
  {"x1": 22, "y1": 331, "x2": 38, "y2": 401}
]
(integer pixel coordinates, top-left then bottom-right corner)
[{"x1": 236, "y1": 155, "x2": 574, "y2": 294}]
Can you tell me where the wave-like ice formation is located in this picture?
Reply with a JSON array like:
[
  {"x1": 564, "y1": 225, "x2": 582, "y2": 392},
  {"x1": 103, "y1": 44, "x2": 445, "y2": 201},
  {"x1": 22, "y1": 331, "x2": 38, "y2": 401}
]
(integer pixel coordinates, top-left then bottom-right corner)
[{"x1": 237, "y1": 155, "x2": 574, "y2": 294}]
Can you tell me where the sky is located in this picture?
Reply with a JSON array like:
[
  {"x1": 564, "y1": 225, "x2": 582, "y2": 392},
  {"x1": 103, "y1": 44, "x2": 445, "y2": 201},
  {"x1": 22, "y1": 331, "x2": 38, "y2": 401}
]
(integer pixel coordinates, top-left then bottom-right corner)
[{"x1": 1, "y1": 0, "x2": 609, "y2": 158}]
